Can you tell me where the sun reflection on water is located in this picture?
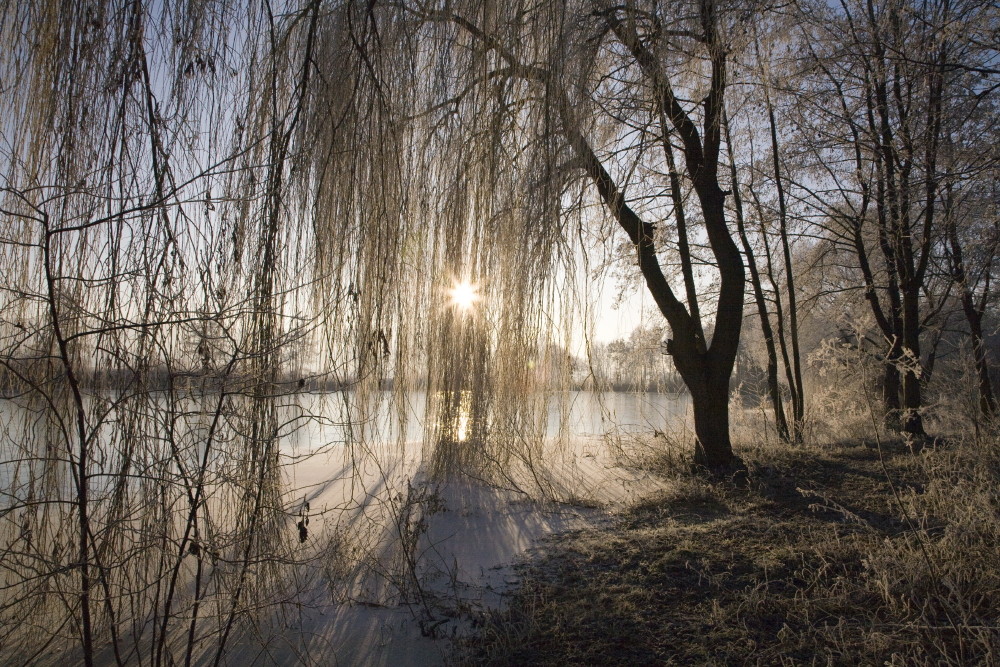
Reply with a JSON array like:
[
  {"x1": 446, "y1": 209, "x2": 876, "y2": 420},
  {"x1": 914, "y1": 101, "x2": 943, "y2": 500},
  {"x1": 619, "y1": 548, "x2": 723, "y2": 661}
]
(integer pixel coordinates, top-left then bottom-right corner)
[
  {"x1": 438, "y1": 390, "x2": 476, "y2": 444},
  {"x1": 455, "y1": 405, "x2": 470, "y2": 442}
]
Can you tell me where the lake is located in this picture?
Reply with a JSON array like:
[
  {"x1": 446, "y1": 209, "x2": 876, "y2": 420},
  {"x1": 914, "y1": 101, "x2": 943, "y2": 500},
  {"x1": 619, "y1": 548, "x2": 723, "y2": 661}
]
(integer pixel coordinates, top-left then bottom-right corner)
[{"x1": 0, "y1": 389, "x2": 692, "y2": 506}]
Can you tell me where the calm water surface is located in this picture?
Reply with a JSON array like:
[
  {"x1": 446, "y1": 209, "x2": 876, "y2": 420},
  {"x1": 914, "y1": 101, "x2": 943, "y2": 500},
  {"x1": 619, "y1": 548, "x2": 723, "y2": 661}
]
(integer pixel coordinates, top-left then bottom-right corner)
[
  {"x1": 281, "y1": 390, "x2": 691, "y2": 451},
  {"x1": 0, "y1": 391, "x2": 691, "y2": 495}
]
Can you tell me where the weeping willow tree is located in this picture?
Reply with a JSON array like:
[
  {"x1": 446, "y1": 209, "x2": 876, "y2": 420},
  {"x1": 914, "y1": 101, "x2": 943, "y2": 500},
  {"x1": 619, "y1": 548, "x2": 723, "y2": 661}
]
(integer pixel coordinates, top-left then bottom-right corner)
[
  {"x1": 0, "y1": 0, "x2": 580, "y2": 661},
  {"x1": 0, "y1": 1, "x2": 334, "y2": 663},
  {"x1": 0, "y1": 0, "x2": 750, "y2": 662},
  {"x1": 344, "y1": 0, "x2": 750, "y2": 468}
]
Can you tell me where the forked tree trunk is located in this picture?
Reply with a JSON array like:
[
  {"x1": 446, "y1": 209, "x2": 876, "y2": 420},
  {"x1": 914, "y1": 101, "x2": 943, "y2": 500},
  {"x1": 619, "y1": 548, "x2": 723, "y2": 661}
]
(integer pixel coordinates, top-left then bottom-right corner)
[
  {"x1": 607, "y1": 8, "x2": 743, "y2": 469},
  {"x1": 554, "y1": 115, "x2": 741, "y2": 468},
  {"x1": 451, "y1": 3, "x2": 743, "y2": 468}
]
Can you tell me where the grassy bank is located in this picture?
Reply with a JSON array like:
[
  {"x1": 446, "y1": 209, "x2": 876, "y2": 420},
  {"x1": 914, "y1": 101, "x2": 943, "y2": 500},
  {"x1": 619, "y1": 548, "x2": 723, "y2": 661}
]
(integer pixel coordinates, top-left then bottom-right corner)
[{"x1": 458, "y1": 432, "x2": 1000, "y2": 665}]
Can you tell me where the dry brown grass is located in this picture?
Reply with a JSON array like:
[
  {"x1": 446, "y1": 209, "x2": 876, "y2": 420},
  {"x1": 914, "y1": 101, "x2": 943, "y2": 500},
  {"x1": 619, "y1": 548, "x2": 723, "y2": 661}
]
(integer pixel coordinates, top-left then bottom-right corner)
[{"x1": 458, "y1": 429, "x2": 1000, "y2": 665}]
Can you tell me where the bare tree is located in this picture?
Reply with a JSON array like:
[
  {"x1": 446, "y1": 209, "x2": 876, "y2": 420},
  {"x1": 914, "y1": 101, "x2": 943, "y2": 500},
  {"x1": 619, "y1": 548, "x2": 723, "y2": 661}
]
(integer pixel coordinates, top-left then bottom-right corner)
[
  {"x1": 943, "y1": 172, "x2": 1000, "y2": 418},
  {"x1": 793, "y1": 0, "x2": 997, "y2": 437},
  {"x1": 725, "y1": 111, "x2": 792, "y2": 442}
]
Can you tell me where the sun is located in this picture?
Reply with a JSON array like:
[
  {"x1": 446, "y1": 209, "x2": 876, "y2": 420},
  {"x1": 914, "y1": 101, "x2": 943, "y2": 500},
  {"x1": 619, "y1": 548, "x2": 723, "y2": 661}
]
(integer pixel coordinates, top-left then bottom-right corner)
[{"x1": 448, "y1": 280, "x2": 480, "y2": 311}]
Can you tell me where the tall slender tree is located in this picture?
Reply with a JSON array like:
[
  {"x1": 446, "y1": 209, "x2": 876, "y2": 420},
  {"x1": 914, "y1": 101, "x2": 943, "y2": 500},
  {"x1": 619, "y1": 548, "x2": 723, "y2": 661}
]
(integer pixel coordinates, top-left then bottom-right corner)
[{"x1": 794, "y1": 0, "x2": 994, "y2": 436}]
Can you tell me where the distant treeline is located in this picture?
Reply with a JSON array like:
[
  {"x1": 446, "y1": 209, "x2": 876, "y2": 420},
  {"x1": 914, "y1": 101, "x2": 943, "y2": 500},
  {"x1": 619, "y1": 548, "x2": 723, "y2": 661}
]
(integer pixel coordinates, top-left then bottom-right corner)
[
  {"x1": 0, "y1": 359, "x2": 365, "y2": 397},
  {"x1": 0, "y1": 358, "x2": 699, "y2": 398}
]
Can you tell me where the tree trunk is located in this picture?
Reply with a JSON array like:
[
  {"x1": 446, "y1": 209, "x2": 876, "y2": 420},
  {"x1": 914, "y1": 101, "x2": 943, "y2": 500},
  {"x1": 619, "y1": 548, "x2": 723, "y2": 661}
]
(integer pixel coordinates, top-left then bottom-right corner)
[
  {"x1": 690, "y1": 378, "x2": 735, "y2": 468},
  {"x1": 900, "y1": 368, "x2": 924, "y2": 435},
  {"x1": 968, "y1": 305, "x2": 996, "y2": 417},
  {"x1": 666, "y1": 332, "x2": 736, "y2": 468},
  {"x1": 766, "y1": 105, "x2": 805, "y2": 441},
  {"x1": 555, "y1": 4, "x2": 743, "y2": 469},
  {"x1": 883, "y1": 351, "x2": 902, "y2": 431},
  {"x1": 725, "y1": 112, "x2": 790, "y2": 442},
  {"x1": 900, "y1": 290, "x2": 926, "y2": 436},
  {"x1": 945, "y1": 182, "x2": 997, "y2": 418},
  {"x1": 973, "y1": 341, "x2": 996, "y2": 418}
]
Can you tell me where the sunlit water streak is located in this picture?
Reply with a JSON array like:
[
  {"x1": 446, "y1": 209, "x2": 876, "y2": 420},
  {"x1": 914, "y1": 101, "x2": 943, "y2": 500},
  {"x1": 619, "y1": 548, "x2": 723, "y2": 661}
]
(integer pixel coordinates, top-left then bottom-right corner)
[{"x1": 280, "y1": 389, "x2": 691, "y2": 449}]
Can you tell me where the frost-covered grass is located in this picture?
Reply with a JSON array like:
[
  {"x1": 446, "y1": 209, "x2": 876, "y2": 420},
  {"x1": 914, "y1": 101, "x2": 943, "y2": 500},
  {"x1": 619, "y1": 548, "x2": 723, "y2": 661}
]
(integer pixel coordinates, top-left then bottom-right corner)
[{"x1": 459, "y1": 428, "x2": 1000, "y2": 665}]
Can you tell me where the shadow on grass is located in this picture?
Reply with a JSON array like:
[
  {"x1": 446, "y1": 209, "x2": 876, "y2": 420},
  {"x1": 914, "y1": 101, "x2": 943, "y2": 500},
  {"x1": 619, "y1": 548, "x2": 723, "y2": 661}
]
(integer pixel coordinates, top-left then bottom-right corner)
[{"x1": 457, "y1": 438, "x2": 993, "y2": 666}]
